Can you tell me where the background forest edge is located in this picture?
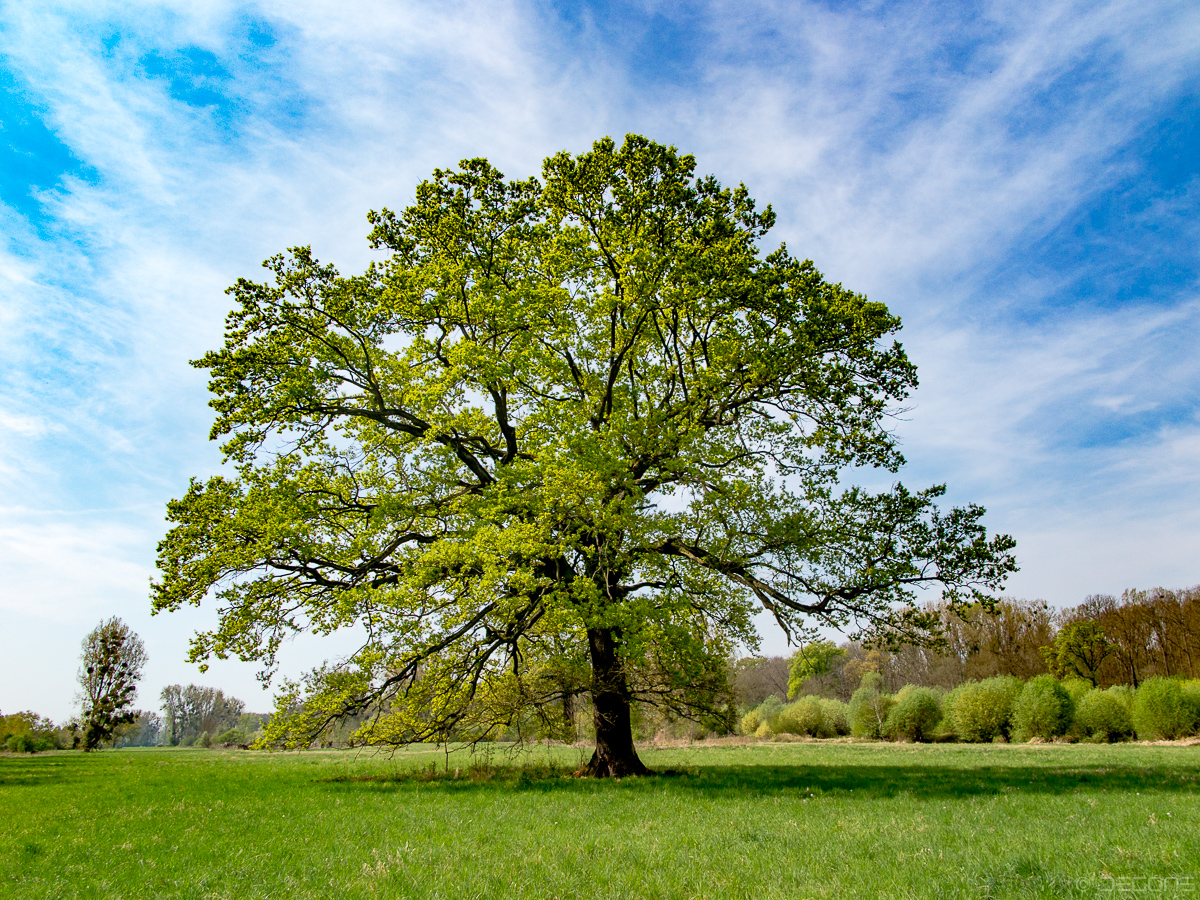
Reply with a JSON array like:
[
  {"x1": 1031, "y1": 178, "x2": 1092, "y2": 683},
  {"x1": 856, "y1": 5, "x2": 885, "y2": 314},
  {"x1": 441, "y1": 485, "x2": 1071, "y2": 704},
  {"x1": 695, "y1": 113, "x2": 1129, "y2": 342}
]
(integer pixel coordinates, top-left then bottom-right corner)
[{"x1": 5, "y1": 583, "x2": 1199, "y2": 752}]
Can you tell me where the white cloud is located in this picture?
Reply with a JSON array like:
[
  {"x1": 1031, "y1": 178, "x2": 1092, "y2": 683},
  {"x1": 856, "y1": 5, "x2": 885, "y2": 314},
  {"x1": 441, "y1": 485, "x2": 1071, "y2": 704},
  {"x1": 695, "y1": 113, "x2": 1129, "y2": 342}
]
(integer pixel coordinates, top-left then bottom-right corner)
[
  {"x1": 904, "y1": 300, "x2": 1200, "y2": 473},
  {"x1": 0, "y1": 510, "x2": 151, "y2": 621},
  {"x1": 683, "y1": 0, "x2": 1200, "y2": 302},
  {"x1": 0, "y1": 410, "x2": 58, "y2": 438}
]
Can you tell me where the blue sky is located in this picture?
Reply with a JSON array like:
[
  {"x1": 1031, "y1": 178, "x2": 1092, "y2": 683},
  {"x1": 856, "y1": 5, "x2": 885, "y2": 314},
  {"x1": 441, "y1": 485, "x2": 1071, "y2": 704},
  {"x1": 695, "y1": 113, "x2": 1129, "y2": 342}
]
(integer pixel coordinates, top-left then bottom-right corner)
[{"x1": 2, "y1": 0, "x2": 1198, "y2": 721}]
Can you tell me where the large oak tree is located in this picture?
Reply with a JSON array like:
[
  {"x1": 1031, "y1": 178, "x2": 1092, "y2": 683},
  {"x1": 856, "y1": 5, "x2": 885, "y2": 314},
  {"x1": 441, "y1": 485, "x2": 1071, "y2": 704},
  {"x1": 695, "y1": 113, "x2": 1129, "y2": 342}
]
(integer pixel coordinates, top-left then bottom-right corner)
[{"x1": 154, "y1": 136, "x2": 1016, "y2": 776}]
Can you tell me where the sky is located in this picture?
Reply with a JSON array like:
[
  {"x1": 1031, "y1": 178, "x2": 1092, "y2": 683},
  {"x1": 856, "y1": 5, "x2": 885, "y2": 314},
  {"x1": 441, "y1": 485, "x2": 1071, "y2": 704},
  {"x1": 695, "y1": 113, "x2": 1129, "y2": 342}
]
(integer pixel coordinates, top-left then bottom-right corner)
[{"x1": 1, "y1": 0, "x2": 1198, "y2": 722}]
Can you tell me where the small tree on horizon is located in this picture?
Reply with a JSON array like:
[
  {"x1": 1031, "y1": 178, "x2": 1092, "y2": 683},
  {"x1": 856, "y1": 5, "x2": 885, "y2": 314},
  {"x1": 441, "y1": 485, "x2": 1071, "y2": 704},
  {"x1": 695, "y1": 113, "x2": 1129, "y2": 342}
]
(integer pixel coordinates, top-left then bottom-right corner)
[
  {"x1": 78, "y1": 617, "x2": 147, "y2": 751},
  {"x1": 160, "y1": 684, "x2": 246, "y2": 746},
  {"x1": 1040, "y1": 621, "x2": 1113, "y2": 687},
  {"x1": 153, "y1": 135, "x2": 1016, "y2": 777},
  {"x1": 786, "y1": 640, "x2": 848, "y2": 699}
]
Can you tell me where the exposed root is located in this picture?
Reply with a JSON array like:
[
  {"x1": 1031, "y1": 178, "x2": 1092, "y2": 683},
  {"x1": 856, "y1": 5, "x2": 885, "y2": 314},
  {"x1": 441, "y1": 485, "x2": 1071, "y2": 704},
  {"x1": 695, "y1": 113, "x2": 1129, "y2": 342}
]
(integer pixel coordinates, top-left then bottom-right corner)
[{"x1": 576, "y1": 749, "x2": 652, "y2": 778}]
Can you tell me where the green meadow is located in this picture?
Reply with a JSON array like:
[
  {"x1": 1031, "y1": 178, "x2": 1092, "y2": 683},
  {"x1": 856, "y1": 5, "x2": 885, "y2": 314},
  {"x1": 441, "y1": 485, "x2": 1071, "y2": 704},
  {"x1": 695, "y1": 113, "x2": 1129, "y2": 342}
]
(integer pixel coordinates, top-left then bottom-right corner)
[{"x1": 2, "y1": 741, "x2": 1197, "y2": 899}]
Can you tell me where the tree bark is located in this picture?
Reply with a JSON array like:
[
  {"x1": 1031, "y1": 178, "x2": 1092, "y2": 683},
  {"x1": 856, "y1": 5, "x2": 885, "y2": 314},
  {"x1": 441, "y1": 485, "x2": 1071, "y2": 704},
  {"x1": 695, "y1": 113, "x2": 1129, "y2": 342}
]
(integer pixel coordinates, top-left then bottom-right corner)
[{"x1": 580, "y1": 626, "x2": 650, "y2": 777}]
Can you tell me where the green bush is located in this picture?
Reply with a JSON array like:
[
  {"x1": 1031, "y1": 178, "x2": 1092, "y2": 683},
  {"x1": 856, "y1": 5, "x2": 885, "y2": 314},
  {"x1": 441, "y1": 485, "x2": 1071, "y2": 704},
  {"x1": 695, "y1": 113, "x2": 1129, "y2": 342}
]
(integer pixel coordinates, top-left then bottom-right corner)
[
  {"x1": 774, "y1": 697, "x2": 828, "y2": 737},
  {"x1": 1108, "y1": 684, "x2": 1135, "y2": 712},
  {"x1": 1062, "y1": 681, "x2": 1094, "y2": 741},
  {"x1": 1061, "y1": 678, "x2": 1094, "y2": 704},
  {"x1": 740, "y1": 709, "x2": 761, "y2": 736},
  {"x1": 756, "y1": 695, "x2": 784, "y2": 724},
  {"x1": 849, "y1": 687, "x2": 894, "y2": 739},
  {"x1": 742, "y1": 696, "x2": 785, "y2": 736},
  {"x1": 197, "y1": 730, "x2": 213, "y2": 749},
  {"x1": 215, "y1": 728, "x2": 248, "y2": 746},
  {"x1": 1132, "y1": 677, "x2": 1196, "y2": 740},
  {"x1": 5, "y1": 733, "x2": 34, "y2": 753},
  {"x1": 1, "y1": 712, "x2": 63, "y2": 753},
  {"x1": 818, "y1": 698, "x2": 850, "y2": 736},
  {"x1": 944, "y1": 676, "x2": 1023, "y2": 742},
  {"x1": 884, "y1": 687, "x2": 942, "y2": 742},
  {"x1": 1012, "y1": 675, "x2": 1074, "y2": 742},
  {"x1": 3, "y1": 729, "x2": 61, "y2": 753},
  {"x1": 1075, "y1": 687, "x2": 1132, "y2": 741},
  {"x1": 753, "y1": 722, "x2": 772, "y2": 739},
  {"x1": 1182, "y1": 680, "x2": 1200, "y2": 732}
]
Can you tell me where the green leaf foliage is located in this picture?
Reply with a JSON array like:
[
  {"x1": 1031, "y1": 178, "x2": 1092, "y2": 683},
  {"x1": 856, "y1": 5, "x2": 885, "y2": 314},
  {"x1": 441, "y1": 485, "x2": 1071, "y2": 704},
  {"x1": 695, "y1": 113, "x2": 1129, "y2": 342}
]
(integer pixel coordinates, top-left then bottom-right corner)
[
  {"x1": 1184, "y1": 680, "x2": 1200, "y2": 730},
  {"x1": 214, "y1": 728, "x2": 248, "y2": 746},
  {"x1": 1012, "y1": 676, "x2": 1074, "y2": 742},
  {"x1": 1131, "y1": 678, "x2": 1197, "y2": 740},
  {"x1": 818, "y1": 698, "x2": 851, "y2": 736},
  {"x1": 1060, "y1": 678, "x2": 1094, "y2": 704},
  {"x1": 1074, "y1": 688, "x2": 1133, "y2": 742},
  {"x1": 849, "y1": 679, "x2": 895, "y2": 739},
  {"x1": 1038, "y1": 622, "x2": 1112, "y2": 686},
  {"x1": 749, "y1": 696, "x2": 786, "y2": 736},
  {"x1": 944, "y1": 676, "x2": 1024, "y2": 742},
  {"x1": 774, "y1": 697, "x2": 829, "y2": 737},
  {"x1": 78, "y1": 618, "x2": 147, "y2": 751},
  {"x1": 884, "y1": 687, "x2": 942, "y2": 742},
  {"x1": 740, "y1": 708, "x2": 762, "y2": 736},
  {"x1": 786, "y1": 641, "x2": 847, "y2": 699},
  {"x1": 152, "y1": 135, "x2": 1017, "y2": 756},
  {"x1": 1, "y1": 712, "x2": 65, "y2": 753}
]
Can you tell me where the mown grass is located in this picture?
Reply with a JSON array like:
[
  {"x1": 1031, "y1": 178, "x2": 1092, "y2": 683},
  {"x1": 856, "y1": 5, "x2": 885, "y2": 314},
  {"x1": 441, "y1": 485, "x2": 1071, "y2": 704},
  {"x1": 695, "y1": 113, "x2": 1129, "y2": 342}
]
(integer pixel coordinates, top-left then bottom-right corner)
[{"x1": 2, "y1": 740, "x2": 1197, "y2": 899}]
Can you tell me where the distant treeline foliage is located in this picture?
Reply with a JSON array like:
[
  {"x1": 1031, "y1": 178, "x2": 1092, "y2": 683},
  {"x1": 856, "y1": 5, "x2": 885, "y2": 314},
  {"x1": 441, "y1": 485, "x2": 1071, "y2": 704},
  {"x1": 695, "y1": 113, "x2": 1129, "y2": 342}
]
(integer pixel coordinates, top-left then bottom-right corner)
[
  {"x1": 1070, "y1": 589, "x2": 1200, "y2": 686},
  {"x1": 4, "y1": 688, "x2": 264, "y2": 754},
  {"x1": 5, "y1": 587, "x2": 1196, "y2": 753},
  {"x1": 113, "y1": 711, "x2": 163, "y2": 748},
  {"x1": 1, "y1": 711, "x2": 73, "y2": 752},
  {"x1": 733, "y1": 589, "x2": 1200, "y2": 704},
  {"x1": 159, "y1": 685, "x2": 263, "y2": 747},
  {"x1": 730, "y1": 586, "x2": 1200, "y2": 745}
]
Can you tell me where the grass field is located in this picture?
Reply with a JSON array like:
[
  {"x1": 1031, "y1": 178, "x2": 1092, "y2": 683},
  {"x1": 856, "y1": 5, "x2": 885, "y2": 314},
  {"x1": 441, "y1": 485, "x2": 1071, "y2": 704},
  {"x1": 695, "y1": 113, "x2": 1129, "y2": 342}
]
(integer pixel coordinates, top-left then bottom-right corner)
[{"x1": 2, "y1": 740, "x2": 1197, "y2": 899}]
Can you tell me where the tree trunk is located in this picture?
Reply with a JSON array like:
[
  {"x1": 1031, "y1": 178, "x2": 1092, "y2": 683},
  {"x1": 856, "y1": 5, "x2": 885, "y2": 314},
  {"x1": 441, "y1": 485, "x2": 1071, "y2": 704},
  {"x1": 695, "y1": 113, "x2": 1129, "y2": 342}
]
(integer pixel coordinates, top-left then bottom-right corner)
[{"x1": 580, "y1": 626, "x2": 650, "y2": 778}]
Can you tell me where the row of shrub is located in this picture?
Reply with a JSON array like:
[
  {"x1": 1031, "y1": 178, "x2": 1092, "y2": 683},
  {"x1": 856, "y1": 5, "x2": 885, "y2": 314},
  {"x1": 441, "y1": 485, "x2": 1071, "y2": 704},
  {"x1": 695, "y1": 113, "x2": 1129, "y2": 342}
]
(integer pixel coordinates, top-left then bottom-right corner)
[
  {"x1": 1, "y1": 709, "x2": 269, "y2": 753},
  {"x1": 739, "y1": 674, "x2": 1200, "y2": 743},
  {"x1": 1, "y1": 712, "x2": 72, "y2": 753}
]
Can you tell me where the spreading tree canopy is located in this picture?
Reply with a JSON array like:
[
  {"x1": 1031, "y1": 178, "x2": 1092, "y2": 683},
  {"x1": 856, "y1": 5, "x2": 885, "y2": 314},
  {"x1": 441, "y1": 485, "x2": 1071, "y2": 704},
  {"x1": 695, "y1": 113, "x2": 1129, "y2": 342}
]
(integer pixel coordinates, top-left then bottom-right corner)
[{"x1": 154, "y1": 135, "x2": 1016, "y2": 776}]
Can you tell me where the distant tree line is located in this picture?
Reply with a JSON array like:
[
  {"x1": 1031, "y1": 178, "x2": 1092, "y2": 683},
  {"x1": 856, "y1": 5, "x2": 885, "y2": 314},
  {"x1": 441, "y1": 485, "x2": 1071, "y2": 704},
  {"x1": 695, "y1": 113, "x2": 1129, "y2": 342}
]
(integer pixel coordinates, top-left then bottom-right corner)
[
  {"x1": 5, "y1": 589, "x2": 1195, "y2": 753},
  {"x1": 112, "y1": 711, "x2": 162, "y2": 747},
  {"x1": 729, "y1": 586, "x2": 1200, "y2": 746},
  {"x1": 253, "y1": 587, "x2": 1200, "y2": 749},
  {"x1": 1066, "y1": 588, "x2": 1200, "y2": 687},
  {"x1": 0, "y1": 711, "x2": 74, "y2": 753},
  {"x1": 94, "y1": 684, "x2": 266, "y2": 749},
  {"x1": 733, "y1": 587, "x2": 1200, "y2": 705},
  {"x1": 159, "y1": 684, "x2": 253, "y2": 747},
  {"x1": 3, "y1": 616, "x2": 263, "y2": 753}
]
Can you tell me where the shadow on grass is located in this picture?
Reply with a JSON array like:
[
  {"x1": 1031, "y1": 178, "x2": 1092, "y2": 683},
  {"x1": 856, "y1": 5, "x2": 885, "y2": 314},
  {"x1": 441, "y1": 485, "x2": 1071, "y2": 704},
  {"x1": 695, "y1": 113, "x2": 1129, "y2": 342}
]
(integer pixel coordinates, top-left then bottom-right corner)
[
  {"x1": 0, "y1": 748, "x2": 209, "y2": 788},
  {"x1": 319, "y1": 762, "x2": 1200, "y2": 800},
  {"x1": 0, "y1": 753, "x2": 95, "y2": 788}
]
